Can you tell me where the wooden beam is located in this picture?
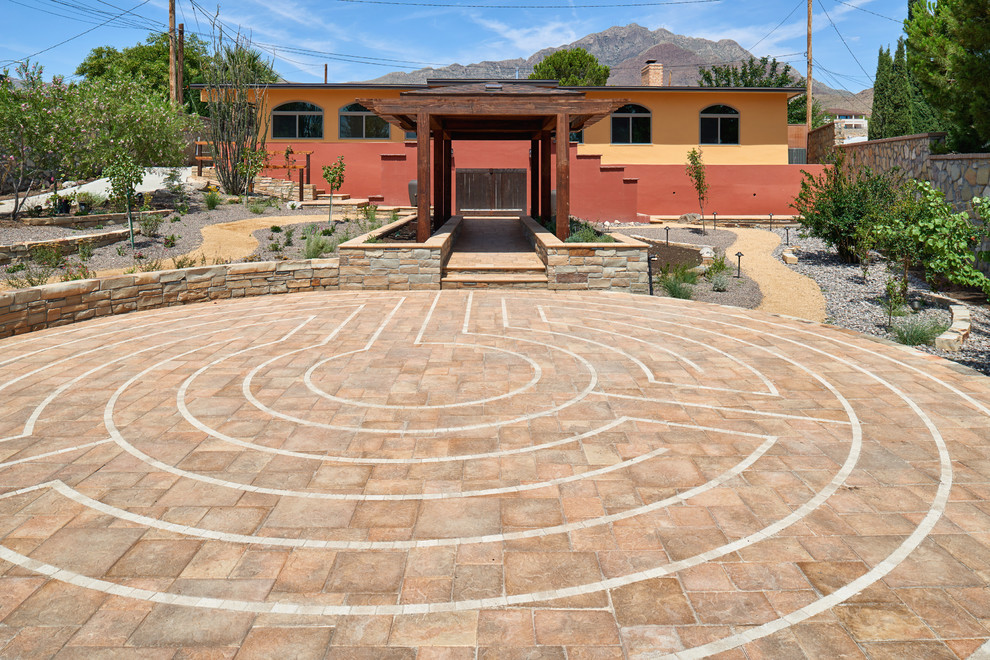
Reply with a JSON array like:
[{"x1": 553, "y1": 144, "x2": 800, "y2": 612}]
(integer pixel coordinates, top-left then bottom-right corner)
[
  {"x1": 529, "y1": 138, "x2": 539, "y2": 219},
  {"x1": 555, "y1": 113, "x2": 570, "y2": 240},
  {"x1": 442, "y1": 134, "x2": 453, "y2": 221},
  {"x1": 540, "y1": 130, "x2": 551, "y2": 223},
  {"x1": 433, "y1": 128, "x2": 443, "y2": 231},
  {"x1": 417, "y1": 111, "x2": 430, "y2": 243}
]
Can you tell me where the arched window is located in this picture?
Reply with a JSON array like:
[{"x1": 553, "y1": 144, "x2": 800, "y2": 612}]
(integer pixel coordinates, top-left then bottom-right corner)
[
  {"x1": 272, "y1": 101, "x2": 323, "y2": 139},
  {"x1": 611, "y1": 104, "x2": 651, "y2": 144},
  {"x1": 339, "y1": 103, "x2": 390, "y2": 139},
  {"x1": 700, "y1": 104, "x2": 739, "y2": 145}
]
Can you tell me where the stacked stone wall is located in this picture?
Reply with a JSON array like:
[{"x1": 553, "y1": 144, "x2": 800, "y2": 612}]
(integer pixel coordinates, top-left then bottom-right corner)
[
  {"x1": 0, "y1": 230, "x2": 131, "y2": 267},
  {"x1": 839, "y1": 133, "x2": 944, "y2": 181},
  {"x1": 520, "y1": 217, "x2": 650, "y2": 294},
  {"x1": 0, "y1": 259, "x2": 340, "y2": 338},
  {"x1": 807, "y1": 123, "x2": 835, "y2": 164}
]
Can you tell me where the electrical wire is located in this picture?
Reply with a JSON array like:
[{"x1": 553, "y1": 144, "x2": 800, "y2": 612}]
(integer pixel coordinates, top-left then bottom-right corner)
[
  {"x1": 815, "y1": 0, "x2": 873, "y2": 83},
  {"x1": 832, "y1": 0, "x2": 901, "y2": 23},
  {"x1": 338, "y1": 0, "x2": 719, "y2": 7},
  {"x1": 748, "y1": 0, "x2": 804, "y2": 53},
  {"x1": 0, "y1": 0, "x2": 154, "y2": 66}
]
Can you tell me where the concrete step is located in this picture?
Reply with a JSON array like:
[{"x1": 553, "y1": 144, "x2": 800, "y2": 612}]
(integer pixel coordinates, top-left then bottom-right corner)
[
  {"x1": 445, "y1": 265, "x2": 545, "y2": 276},
  {"x1": 441, "y1": 272, "x2": 549, "y2": 289},
  {"x1": 317, "y1": 193, "x2": 351, "y2": 201}
]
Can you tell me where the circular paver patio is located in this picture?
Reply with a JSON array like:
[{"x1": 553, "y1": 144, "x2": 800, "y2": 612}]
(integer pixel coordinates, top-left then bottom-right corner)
[{"x1": 1, "y1": 290, "x2": 989, "y2": 658}]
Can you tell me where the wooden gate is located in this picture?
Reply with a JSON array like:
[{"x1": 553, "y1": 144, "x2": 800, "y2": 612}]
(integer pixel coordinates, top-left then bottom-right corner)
[{"x1": 456, "y1": 168, "x2": 527, "y2": 213}]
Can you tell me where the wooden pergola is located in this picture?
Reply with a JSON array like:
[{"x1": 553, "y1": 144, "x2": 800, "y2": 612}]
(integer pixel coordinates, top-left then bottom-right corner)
[{"x1": 358, "y1": 81, "x2": 627, "y2": 242}]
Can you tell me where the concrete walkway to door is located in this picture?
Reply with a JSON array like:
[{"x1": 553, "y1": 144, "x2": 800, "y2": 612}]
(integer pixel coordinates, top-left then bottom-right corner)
[{"x1": 443, "y1": 217, "x2": 548, "y2": 288}]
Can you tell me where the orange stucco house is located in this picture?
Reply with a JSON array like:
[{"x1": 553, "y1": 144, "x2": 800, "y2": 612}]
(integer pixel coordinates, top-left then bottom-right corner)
[{"x1": 201, "y1": 61, "x2": 823, "y2": 223}]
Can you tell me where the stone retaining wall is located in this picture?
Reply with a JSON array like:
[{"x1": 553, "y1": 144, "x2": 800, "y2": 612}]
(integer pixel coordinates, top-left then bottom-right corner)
[
  {"x1": 807, "y1": 123, "x2": 836, "y2": 165},
  {"x1": 0, "y1": 259, "x2": 340, "y2": 338},
  {"x1": 520, "y1": 217, "x2": 650, "y2": 294},
  {"x1": 20, "y1": 209, "x2": 172, "y2": 228},
  {"x1": 839, "y1": 133, "x2": 946, "y2": 181},
  {"x1": 336, "y1": 215, "x2": 462, "y2": 290},
  {"x1": 0, "y1": 229, "x2": 131, "y2": 267}
]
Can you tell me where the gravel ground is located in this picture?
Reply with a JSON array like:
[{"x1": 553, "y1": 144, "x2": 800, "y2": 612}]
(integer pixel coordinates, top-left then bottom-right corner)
[
  {"x1": 611, "y1": 224, "x2": 763, "y2": 309},
  {"x1": 771, "y1": 228, "x2": 990, "y2": 376},
  {"x1": 249, "y1": 214, "x2": 405, "y2": 262}
]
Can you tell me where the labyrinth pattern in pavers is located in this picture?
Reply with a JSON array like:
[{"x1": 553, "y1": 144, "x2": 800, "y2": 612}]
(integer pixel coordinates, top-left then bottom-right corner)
[{"x1": 1, "y1": 290, "x2": 990, "y2": 658}]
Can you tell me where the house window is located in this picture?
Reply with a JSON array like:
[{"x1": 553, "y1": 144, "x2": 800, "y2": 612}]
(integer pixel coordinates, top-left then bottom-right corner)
[
  {"x1": 271, "y1": 101, "x2": 323, "y2": 139},
  {"x1": 569, "y1": 130, "x2": 584, "y2": 143},
  {"x1": 700, "y1": 104, "x2": 739, "y2": 145},
  {"x1": 339, "y1": 102, "x2": 390, "y2": 139},
  {"x1": 611, "y1": 104, "x2": 651, "y2": 144}
]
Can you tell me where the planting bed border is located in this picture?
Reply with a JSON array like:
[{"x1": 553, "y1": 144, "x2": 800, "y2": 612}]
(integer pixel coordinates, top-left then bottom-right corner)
[
  {"x1": 520, "y1": 216, "x2": 650, "y2": 294},
  {"x1": 19, "y1": 209, "x2": 172, "y2": 228},
  {"x1": 0, "y1": 229, "x2": 133, "y2": 267}
]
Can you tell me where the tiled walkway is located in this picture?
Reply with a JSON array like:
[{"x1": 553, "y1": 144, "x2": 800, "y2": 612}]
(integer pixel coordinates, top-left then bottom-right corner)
[
  {"x1": 1, "y1": 290, "x2": 989, "y2": 658},
  {"x1": 445, "y1": 217, "x2": 544, "y2": 271}
]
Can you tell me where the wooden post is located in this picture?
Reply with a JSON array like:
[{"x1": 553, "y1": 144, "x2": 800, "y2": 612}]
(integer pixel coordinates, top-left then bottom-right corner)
[
  {"x1": 299, "y1": 167, "x2": 304, "y2": 202},
  {"x1": 305, "y1": 153, "x2": 311, "y2": 185},
  {"x1": 530, "y1": 138, "x2": 539, "y2": 219},
  {"x1": 324, "y1": 64, "x2": 328, "y2": 84},
  {"x1": 540, "y1": 130, "x2": 551, "y2": 223},
  {"x1": 555, "y1": 113, "x2": 570, "y2": 240},
  {"x1": 168, "y1": 0, "x2": 176, "y2": 104},
  {"x1": 433, "y1": 127, "x2": 443, "y2": 230},
  {"x1": 416, "y1": 111, "x2": 431, "y2": 242},
  {"x1": 177, "y1": 24, "x2": 184, "y2": 106},
  {"x1": 442, "y1": 134, "x2": 452, "y2": 221}
]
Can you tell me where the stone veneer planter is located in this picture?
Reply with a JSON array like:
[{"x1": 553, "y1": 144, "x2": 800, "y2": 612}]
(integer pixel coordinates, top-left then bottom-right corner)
[
  {"x1": 0, "y1": 229, "x2": 133, "y2": 267},
  {"x1": 20, "y1": 209, "x2": 172, "y2": 228},
  {"x1": 0, "y1": 259, "x2": 339, "y2": 338},
  {"x1": 337, "y1": 215, "x2": 462, "y2": 290},
  {"x1": 520, "y1": 216, "x2": 650, "y2": 294}
]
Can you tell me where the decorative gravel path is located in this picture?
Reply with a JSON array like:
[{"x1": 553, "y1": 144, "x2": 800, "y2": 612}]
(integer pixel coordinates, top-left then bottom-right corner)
[{"x1": 1, "y1": 291, "x2": 990, "y2": 657}]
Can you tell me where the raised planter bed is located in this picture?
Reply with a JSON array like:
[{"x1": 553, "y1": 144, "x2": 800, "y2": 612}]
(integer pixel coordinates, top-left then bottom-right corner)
[
  {"x1": 336, "y1": 215, "x2": 462, "y2": 290},
  {"x1": 520, "y1": 216, "x2": 650, "y2": 294},
  {"x1": 20, "y1": 209, "x2": 172, "y2": 228},
  {"x1": 0, "y1": 229, "x2": 133, "y2": 267}
]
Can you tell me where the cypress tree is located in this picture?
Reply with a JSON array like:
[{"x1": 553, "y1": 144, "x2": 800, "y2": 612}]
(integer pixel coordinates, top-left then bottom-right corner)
[
  {"x1": 905, "y1": 0, "x2": 945, "y2": 135},
  {"x1": 887, "y1": 38, "x2": 914, "y2": 137},
  {"x1": 869, "y1": 47, "x2": 892, "y2": 140}
]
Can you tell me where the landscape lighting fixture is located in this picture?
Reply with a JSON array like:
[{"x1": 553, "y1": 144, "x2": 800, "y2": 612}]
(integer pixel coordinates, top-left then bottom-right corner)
[
  {"x1": 665, "y1": 226, "x2": 670, "y2": 246},
  {"x1": 735, "y1": 251, "x2": 744, "y2": 278}
]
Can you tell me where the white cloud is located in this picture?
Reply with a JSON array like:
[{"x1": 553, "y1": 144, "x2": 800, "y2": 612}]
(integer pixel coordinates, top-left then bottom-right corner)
[{"x1": 470, "y1": 16, "x2": 580, "y2": 57}]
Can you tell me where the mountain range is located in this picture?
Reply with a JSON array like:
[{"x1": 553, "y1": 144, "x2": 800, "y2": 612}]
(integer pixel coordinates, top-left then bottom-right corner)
[{"x1": 362, "y1": 23, "x2": 873, "y2": 115}]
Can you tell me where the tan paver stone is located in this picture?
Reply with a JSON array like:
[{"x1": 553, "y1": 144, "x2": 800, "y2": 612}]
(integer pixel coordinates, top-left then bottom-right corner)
[{"x1": 2, "y1": 290, "x2": 990, "y2": 656}]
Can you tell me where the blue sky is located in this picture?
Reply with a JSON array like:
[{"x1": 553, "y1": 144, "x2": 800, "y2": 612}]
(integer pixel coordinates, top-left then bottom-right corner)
[{"x1": 1, "y1": 0, "x2": 909, "y2": 94}]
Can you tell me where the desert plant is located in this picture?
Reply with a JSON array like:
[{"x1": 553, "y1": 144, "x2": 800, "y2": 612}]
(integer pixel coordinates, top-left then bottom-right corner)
[
  {"x1": 163, "y1": 234, "x2": 179, "y2": 249},
  {"x1": 706, "y1": 253, "x2": 729, "y2": 278},
  {"x1": 270, "y1": 225, "x2": 283, "y2": 233},
  {"x1": 104, "y1": 154, "x2": 144, "y2": 249},
  {"x1": 61, "y1": 260, "x2": 95, "y2": 281},
  {"x1": 205, "y1": 190, "x2": 221, "y2": 210},
  {"x1": 284, "y1": 227, "x2": 295, "y2": 246},
  {"x1": 138, "y1": 214, "x2": 163, "y2": 237},
  {"x1": 268, "y1": 241, "x2": 282, "y2": 252},
  {"x1": 890, "y1": 315, "x2": 950, "y2": 346},
  {"x1": 709, "y1": 271, "x2": 730, "y2": 292},
  {"x1": 661, "y1": 263, "x2": 699, "y2": 285},
  {"x1": 171, "y1": 254, "x2": 196, "y2": 269},
  {"x1": 303, "y1": 233, "x2": 332, "y2": 259},
  {"x1": 660, "y1": 278, "x2": 693, "y2": 299},
  {"x1": 249, "y1": 202, "x2": 265, "y2": 214},
  {"x1": 77, "y1": 240, "x2": 94, "y2": 262},
  {"x1": 75, "y1": 191, "x2": 106, "y2": 209},
  {"x1": 564, "y1": 219, "x2": 615, "y2": 243},
  {"x1": 883, "y1": 276, "x2": 909, "y2": 325},
  {"x1": 321, "y1": 227, "x2": 334, "y2": 236}
]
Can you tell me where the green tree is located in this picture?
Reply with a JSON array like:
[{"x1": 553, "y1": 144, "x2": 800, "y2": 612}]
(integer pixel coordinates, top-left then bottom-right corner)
[
  {"x1": 869, "y1": 47, "x2": 892, "y2": 140},
  {"x1": 322, "y1": 156, "x2": 345, "y2": 223},
  {"x1": 905, "y1": 0, "x2": 990, "y2": 151},
  {"x1": 685, "y1": 148, "x2": 709, "y2": 233},
  {"x1": 699, "y1": 56, "x2": 825, "y2": 127},
  {"x1": 529, "y1": 48, "x2": 609, "y2": 86},
  {"x1": 76, "y1": 32, "x2": 210, "y2": 113},
  {"x1": 698, "y1": 55, "x2": 795, "y2": 87},
  {"x1": 886, "y1": 39, "x2": 914, "y2": 137}
]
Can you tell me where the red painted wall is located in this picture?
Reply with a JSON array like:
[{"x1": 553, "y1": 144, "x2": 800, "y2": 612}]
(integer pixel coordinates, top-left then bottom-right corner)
[{"x1": 264, "y1": 140, "x2": 825, "y2": 221}]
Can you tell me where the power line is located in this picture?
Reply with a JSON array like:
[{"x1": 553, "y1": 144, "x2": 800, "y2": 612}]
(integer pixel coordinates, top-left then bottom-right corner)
[
  {"x1": 748, "y1": 0, "x2": 804, "y2": 53},
  {"x1": 816, "y1": 0, "x2": 873, "y2": 83},
  {"x1": 831, "y1": 0, "x2": 901, "y2": 23},
  {"x1": 0, "y1": 0, "x2": 154, "y2": 66},
  {"x1": 339, "y1": 0, "x2": 719, "y2": 7}
]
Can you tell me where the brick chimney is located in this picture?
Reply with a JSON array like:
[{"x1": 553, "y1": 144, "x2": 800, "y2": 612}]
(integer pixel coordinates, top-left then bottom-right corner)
[{"x1": 641, "y1": 60, "x2": 664, "y2": 87}]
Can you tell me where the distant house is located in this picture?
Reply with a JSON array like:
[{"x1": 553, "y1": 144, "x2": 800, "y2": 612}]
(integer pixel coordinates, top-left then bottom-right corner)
[
  {"x1": 198, "y1": 61, "x2": 825, "y2": 221},
  {"x1": 827, "y1": 108, "x2": 869, "y2": 144}
]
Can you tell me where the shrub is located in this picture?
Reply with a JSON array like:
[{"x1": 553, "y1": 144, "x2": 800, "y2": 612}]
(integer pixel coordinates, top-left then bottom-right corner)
[
  {"x1": 138, "y1": 214, "x2": 163, "y2": 237},
  {"x1": 792, "y1": 154, "x2": 901, "y2": 263},
  {"x1": 891, "y1": 316, "x2": 950, "y2": 346},
  {"x1": 163, "y1": 234, "x2": 179, "y2": 249},
  {"x1": 205, "y1": 190, "x2": 221, "y2": 210},
  {"x1": 77, "y1": 240, "x2": 94, "y2": 262},
  {"x1": 270, "y1": 225, "x2": 282, "y2": 233},
  {"x1": 4, "y1": 246, "x2": 62, "y2": 288},
  {"x1": 321, "y1": 228, "x2": 334, "y2": 236},
  {"x1": 661, "y1": 263, "x2": 699, "y2": 285},
  {"x1": 303, "y1": 233, "x2": 332, "y2": 259},
  {"x1": 565, "y1": 219, "x2": 615, "y2": 243},
  {"x1": 268, "y1": 241, "x2": 282, "y2": 252},
  {"x1": 706, "y1": 253, "x2": 729, "y2": 278},
  {"x1": 75, "y1": 191, "x2": 106, "y2": 208},
  {"x1": 661, "y1": 278, "x2": 692, "y2": 299},
  {"x1": 61, "y1": 261, "x2": 95, "y2": 281},
  {"x1": 249, "y1": 202, "x2": 265, "y2": 215},
  {"x1": 171, "y1": 254, "x2": 196, "y2": 269},
  {"x1": 709, "y1": 271, "x2": 730, "y2": 292},
  {"x1": 284, "y1": 227, "x2": 295, "y2": 246}
]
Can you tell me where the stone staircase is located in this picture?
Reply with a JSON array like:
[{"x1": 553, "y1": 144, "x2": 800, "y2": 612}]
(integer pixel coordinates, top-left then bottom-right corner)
[
  {"x1": 193, "y1": 168, "x2": 320, "y2": 201},
  {"x1": 441, "y1": 263, "x2": 549, "y2": 289},
  {"x1": 440, "y1": 216, "x2": 549, "y2": 289}
]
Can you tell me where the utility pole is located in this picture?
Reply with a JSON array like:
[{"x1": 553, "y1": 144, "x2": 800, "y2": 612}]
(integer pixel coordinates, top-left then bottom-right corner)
[
  {"x1": 168, "y1": 0, "x2": 176, "y2": 104},
  {"x1": 806, "y1": 0, "x2": 813, "y2": 127},
  {"x1": 177, "y1": 23, "x2": 184, "y2": 106},
  {"x1": 324, "y1": 63, "x2": 328, "y2": 84}
]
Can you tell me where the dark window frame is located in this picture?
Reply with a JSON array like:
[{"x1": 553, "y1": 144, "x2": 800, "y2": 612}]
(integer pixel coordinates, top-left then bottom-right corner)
[
  {"x1": 610, "y1": 104, "x2": 651, "y2": 145},
  {"x1": 699, "y1": 104, "x2": 740, "y2": 145},
  {"x1": 338, "y1": 102, "x2": 391, "y2": 140},
  {"x1": 271, "y1": 101, "x2": 324, "y2": 139}
]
